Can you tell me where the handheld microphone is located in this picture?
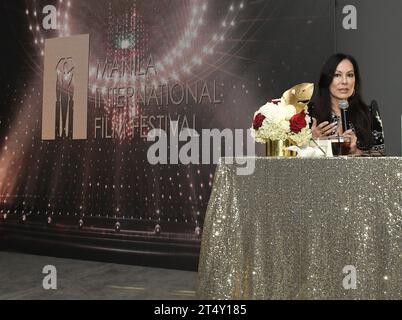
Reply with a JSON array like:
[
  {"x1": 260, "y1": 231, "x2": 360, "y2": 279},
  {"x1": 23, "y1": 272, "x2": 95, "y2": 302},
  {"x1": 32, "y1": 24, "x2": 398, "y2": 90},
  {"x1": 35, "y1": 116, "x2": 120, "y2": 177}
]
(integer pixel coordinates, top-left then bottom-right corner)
[{"x1": 339, "y1": 100, "x2": 350, "y2": 132}]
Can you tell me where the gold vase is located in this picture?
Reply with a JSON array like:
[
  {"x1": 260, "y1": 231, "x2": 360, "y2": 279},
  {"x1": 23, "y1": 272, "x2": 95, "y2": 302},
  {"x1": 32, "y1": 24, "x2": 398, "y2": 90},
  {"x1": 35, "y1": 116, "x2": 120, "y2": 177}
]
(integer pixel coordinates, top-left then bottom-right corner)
[{"x1": 265, "y1": 139, "x2": 296, "y2": 157}]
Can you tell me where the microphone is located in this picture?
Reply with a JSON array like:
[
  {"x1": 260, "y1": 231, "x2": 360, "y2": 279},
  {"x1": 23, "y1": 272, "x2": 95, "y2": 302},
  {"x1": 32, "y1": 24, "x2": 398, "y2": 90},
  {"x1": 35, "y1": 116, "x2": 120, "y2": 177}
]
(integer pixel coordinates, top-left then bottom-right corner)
[{"x1": 339, "y1": 100, "x2": 350, "y2": 132}]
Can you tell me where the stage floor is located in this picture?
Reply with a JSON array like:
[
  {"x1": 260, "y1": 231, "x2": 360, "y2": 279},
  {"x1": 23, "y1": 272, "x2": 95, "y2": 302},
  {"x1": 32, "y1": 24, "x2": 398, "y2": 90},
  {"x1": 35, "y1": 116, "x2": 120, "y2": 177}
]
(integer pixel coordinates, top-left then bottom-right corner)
[{"x1": 0, "y1": 251, "x2": 197, "y2": 300}]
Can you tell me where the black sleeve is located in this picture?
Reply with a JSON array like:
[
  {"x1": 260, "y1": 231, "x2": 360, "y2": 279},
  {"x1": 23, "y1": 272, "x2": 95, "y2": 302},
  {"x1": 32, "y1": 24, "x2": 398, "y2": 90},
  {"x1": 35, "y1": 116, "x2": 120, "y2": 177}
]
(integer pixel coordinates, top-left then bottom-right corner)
[
  {"x1": 307, "y1": 101, "x2": 316, "y2": 129},
  {"x1": 367, "y1": 100, "x2": 386, "y2": 155}
]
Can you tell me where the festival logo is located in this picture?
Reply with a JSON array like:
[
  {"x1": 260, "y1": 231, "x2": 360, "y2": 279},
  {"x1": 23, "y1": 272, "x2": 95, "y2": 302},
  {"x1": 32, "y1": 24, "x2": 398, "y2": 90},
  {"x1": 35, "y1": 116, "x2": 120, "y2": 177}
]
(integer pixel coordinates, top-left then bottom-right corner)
[{"x1": 42, "y1": 34, "x2": 89, "y2": 140}]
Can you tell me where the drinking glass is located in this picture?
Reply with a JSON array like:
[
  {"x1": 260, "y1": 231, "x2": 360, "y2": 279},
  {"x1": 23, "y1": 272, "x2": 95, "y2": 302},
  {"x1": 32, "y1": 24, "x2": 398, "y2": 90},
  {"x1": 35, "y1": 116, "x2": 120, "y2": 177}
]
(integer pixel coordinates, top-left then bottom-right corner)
[{"x1": 330, "y1": 136, "x2": 351, "y2": 156}]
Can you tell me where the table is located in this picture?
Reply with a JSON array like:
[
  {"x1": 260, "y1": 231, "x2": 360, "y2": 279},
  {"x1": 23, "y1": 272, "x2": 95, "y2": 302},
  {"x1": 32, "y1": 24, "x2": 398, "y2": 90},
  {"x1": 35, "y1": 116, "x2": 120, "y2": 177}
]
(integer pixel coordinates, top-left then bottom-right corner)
[{"x1": 197, "y1": 157, "x2": 402, "y2": 299}]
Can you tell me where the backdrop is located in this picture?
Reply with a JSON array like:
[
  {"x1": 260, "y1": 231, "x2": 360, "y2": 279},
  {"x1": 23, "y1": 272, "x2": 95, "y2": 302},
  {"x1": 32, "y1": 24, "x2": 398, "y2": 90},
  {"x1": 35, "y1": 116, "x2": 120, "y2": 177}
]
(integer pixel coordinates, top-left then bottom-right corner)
[{"x1": 0, "y1": 0, "x2": 334, "y2": 269}]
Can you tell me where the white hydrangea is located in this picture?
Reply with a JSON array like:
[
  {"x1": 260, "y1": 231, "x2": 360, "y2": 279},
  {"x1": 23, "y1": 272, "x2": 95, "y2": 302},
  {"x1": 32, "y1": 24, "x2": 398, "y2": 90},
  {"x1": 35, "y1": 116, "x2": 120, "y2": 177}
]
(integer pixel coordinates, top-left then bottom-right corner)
[
  {"x1": 251, "y1": 100, "x2": 312, "y2": 146},
  {"x1": 283, "y1": 104, "x2": 296, "y2": 121},
  {"x1": 289, "y1": 127, "x2": 312, "y2": 146}
]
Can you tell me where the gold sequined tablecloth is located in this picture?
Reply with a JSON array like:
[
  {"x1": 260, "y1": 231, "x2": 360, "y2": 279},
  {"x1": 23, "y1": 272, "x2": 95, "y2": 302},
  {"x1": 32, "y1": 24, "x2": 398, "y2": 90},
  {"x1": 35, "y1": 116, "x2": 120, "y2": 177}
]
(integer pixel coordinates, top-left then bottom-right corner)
[{"x1": 197, "y1": 157, "x2": 402, "y2": 299}]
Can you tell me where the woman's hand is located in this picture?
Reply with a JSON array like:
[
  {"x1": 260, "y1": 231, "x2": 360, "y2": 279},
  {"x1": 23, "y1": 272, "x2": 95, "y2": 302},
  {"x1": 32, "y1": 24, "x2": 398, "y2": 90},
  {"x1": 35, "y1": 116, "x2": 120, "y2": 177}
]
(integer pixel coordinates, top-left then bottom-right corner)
[
  {"x1": 311, "y1": 118, "x2": 338, "y2": 139},
  {"x1": 342, "y1": 129, "x2": 362, "y2": 155}
]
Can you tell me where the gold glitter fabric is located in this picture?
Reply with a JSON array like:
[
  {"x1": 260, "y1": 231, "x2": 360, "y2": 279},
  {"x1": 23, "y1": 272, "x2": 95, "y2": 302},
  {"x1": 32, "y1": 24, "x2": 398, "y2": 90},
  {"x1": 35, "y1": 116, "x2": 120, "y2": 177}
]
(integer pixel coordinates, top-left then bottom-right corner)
[{"x1": 197, "y1": 157, "x2": 402, "y2": 300}]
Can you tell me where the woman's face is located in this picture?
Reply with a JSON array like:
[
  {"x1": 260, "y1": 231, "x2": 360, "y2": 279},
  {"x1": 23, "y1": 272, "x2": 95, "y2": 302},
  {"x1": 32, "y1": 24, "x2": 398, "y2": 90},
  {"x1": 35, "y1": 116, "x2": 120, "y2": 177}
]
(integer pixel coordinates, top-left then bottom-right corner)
[{"x1": 329, "y1": 59, "x2": 356, "y2": 102}]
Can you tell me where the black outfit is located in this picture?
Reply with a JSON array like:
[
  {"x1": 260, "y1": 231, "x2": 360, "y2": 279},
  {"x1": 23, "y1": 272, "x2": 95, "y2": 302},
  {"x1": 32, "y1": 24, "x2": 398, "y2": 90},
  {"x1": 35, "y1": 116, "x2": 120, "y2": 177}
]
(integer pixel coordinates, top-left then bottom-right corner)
[{"x1": 308, "y1": 100, "x2": 385, "y2": 155}]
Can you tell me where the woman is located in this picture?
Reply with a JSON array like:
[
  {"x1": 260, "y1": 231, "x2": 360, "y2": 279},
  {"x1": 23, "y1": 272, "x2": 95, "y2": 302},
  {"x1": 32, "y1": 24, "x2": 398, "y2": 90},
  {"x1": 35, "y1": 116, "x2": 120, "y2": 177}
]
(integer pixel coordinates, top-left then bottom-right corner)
[{"x1": 310, "y1": 53, "x2": 385, "y2": 156}]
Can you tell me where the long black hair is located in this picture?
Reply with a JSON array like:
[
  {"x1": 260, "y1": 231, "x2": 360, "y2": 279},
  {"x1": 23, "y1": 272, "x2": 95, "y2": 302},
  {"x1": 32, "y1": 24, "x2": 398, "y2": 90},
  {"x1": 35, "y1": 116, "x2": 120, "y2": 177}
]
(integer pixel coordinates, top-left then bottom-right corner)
[{"x1": 315, "y1": 53, "x2": 372, "y2": 148}]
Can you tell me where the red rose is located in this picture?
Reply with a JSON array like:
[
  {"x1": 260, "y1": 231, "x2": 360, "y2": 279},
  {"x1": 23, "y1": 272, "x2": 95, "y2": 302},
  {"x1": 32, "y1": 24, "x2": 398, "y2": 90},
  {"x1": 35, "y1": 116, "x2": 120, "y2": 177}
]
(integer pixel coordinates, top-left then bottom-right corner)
[
  {"x1": 253, "y1": 113, "x2": 266, "y2": 130},
  {"x1": 290, "y1": 111, "x2": 307, "y2": 133}
]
